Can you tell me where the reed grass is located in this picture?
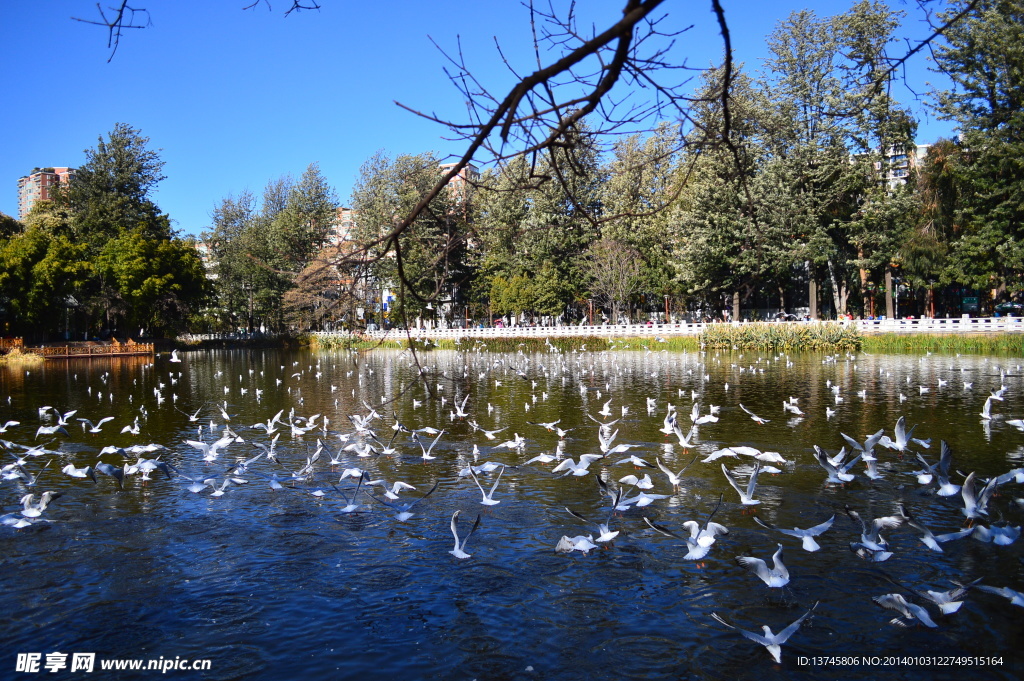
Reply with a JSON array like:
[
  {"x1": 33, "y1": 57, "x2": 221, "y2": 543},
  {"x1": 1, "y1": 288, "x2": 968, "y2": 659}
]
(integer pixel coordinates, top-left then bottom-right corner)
[
  {"x1": 0, "y1": 348, "x2": 46, "y2": 367},
  {"x1": 697, "y1": 322, "x2": 862, "y2": 351},
  {"x1": 861, "y1": 333, "x2": 1024, "y2": 355}
]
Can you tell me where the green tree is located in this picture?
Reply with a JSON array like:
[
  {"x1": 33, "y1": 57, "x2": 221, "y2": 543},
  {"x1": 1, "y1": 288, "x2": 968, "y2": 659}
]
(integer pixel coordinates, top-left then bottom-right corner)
[
  {"x1": 92, "y1": 228, "x2": 209, "y2": 336},
  {"x1": 933, "y1": 0, "x2": 1024, "y2": 295},
  {"x1": 60, "y1": 122, "x2": 171, "y2": 248},
  {"x1": 0, "y1": 212, "x2": 20, "y2": 239},
  {"x1": 0, "y1": 228, "x2": 90, "y2": 338}
]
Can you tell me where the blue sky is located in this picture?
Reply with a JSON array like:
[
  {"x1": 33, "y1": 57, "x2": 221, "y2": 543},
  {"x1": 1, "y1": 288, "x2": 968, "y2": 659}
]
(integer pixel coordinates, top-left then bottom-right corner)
[{"x1": 1, "y1": 1, "x2": 958, "y2": 237}]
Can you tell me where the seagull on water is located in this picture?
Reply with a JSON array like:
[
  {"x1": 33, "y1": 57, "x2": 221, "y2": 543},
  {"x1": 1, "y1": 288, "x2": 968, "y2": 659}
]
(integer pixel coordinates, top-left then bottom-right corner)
[
  {"x1": 722, "y1": 462, "x2": 762, "y2": 506},
  {"x1": 873, "y1": 593, "x2": 938, "y2": 628},
  {"x1": 449, "y1": 510, "x2": 481, "y2": 559},
  {"x1": 710, "y1": 601, "x2": 818, "y2": 663},
  {"x1": 739, "y1": 404, "x2": 770, "y2": 425},
  {"x1": 467, "y1": 464, "x2": 504, "y2": 505},
  {"x1": 370, "y1": 479, "x2": 440, "y2": 521},
  {"x1": 736, "y1": 543, "x2": 790, "y2": 587}
]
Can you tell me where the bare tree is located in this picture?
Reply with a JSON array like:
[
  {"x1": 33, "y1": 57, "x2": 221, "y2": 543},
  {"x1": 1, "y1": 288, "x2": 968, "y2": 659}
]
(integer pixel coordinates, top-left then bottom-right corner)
[{"x1": 586, "y1": 238, "x2": 643, "y2": 324}]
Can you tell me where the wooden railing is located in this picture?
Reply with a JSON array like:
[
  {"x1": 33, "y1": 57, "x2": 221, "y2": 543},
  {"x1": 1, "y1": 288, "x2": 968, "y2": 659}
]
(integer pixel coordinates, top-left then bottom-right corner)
[
  {"x1": 25, "y1": 342, "x2": 155, "y2": 359},
  {"x1": 0, "y1": 338, "x2": 24, "y2": 351}
]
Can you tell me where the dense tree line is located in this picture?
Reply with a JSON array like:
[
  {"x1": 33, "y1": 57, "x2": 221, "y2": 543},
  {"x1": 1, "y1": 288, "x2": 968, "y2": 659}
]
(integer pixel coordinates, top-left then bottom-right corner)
[
  {"x1": 0, "y1": 123, "x2": 208, "y2": 340},
  {"x1": 195, "y1": 1, "x2": 1023, "y2": 330}
]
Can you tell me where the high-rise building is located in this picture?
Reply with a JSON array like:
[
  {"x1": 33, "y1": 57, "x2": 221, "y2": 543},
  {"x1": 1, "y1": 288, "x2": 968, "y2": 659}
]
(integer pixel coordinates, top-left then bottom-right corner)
[
  {"x1": 326, "y1": 207, "x2": 359, "y2": 249},
  {"x1": 438, "y1": 162, "x2": 479, "y2": 203},
  {"x1": 874, "y1": 144, "x2": 929, "y2": 190},
  {"x1": 17, "y1": 167, "x2": 76, "y2": 219}
]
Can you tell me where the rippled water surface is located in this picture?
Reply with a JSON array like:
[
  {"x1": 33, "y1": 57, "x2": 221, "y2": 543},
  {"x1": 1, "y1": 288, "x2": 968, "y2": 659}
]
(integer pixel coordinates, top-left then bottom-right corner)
[{"x1": 1, "y1": 347, "x2": 1023, "y2": 680}]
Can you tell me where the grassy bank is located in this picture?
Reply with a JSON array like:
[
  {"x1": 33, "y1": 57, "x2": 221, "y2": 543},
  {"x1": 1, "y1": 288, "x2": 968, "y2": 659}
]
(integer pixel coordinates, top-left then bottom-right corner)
[{"x1": 861, "y1": 333, "x2": 1024, "y2": 354}]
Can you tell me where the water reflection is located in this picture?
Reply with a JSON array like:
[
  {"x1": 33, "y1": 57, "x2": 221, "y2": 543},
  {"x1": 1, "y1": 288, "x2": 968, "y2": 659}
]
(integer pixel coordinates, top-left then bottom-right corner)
[{"x1": 0, "y1": 348, "x2": 1022, "y2": 680}]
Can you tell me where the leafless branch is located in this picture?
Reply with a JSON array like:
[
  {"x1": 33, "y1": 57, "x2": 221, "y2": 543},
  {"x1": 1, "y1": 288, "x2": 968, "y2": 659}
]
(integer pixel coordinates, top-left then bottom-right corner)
[{"x1": 71, "y1": 2, "x2": 150, "y2": 62}]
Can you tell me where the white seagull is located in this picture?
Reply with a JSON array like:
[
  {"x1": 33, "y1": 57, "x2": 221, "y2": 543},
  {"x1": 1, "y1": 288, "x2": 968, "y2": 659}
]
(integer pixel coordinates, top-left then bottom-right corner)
[
  {"x1": 710, "y1": 601, "x2": 818, "y2": 663},
  {"x1": 449, "y1": 510, "x2": 481, "y2": 559}
]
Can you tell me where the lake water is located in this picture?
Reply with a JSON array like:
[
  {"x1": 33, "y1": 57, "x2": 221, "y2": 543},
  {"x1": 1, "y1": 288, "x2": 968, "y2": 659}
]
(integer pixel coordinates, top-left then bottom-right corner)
[{"x1": 1, "y1": 347, "x2": 1022, "y2": 680}]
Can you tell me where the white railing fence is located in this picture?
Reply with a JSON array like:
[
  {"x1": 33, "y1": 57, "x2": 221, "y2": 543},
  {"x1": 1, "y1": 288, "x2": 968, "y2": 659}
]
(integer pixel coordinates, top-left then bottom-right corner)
[{"x1": 327, "y1": 317, "x2": 1024, "y2": 341}]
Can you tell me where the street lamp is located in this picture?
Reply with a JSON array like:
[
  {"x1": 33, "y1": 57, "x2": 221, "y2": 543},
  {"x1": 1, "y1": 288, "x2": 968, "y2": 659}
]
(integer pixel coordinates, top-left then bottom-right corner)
[
  {"x1": 588, "y1": 298, "x2": 594, "y2": 326},
  {"x1": 664, "y1": 294, "x2": 670, "y2": 323}
]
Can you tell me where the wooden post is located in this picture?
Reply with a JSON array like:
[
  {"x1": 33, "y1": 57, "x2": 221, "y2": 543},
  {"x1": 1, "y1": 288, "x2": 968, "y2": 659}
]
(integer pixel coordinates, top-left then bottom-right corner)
[
  {"x1": 809, "y1": 278, "x2": 818, "y2": 320},
  {"x1": 885, "y1": 269, "x2": 894, "y2": 319}
]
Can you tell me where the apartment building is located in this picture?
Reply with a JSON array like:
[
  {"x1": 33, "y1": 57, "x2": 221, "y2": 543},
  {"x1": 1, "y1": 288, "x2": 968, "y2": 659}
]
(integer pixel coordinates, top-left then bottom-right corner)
[{"x1": 17, "y1": 167, "x2": 76, "y2": 219}]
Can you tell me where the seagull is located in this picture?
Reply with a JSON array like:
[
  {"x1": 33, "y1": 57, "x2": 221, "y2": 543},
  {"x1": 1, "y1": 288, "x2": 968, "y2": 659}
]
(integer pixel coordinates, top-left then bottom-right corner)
[
  {"x1": 873, "y1": 593, "x2": 938, "y2": 628},
  {"x1": 914, "y1": 579, "x2": 983, "y2": 614},
  {"x1": 62, "y1": 463, "x2": 96, "y2": 483},
  {"x1": 94, "y1": 461, "x2": 125, "y2": 489},
  {"x1": 19, "y1": 491, "x2": 60, "y2": 518},
  {"x1": 671, "y1": 422, "x2": 698, "y2": 448},
  {"x1": 975, "y1": 585, "x2": 1024, "y2": 608},
  {"x1": 753, "y1": 514, "x2": 835, "y2": 552},
  {"x1": 659, "y1": 405, "x2": 678, "y2": 435},
  {"x1": 840, "y1": 429, "x2": 885, "y2": 459},
  {"x1": 644, "y1": 494, "x2": 728, "y2": 560},
  {"x1": 879, "y1": 416, "x2": 930, "y2": 453},
  {"x1": 35, "y1": 424, "x2": 69, "y2": 439},
  {"x1": 467, "y1": 464, "x2": 504, "y2": 505},
  {"x1": 370, "y1": 479, "x2": 440, "y2": 521},
  {"x1": 722, "y1": 462, "x2": 761, "y2": 506},
  {"x1": 0, "y1": 420, "x2": 19, "y2": 433},
  {"x1": 980, "y1": 394, "x2": 1001, "y2": 420},
  {"x1": 449, "y1": 510, "x2": 481, "y2": 559},
  {"x1": 690, "y1": 401, "x2": 718, "y2": 425},
  {"x1": 554, "y1": 534, "x2": 598, "y2": 554},
  {"x1": 914, "y1": 441, "x2": 960, "y2": 496},
  {"x1": 552, "y1": 454, "x2": 604, "y2": 477},
  {"x1": 418, "y1": 430, "x2": 445, "y2": 461},
  {"x1": 736, "y1": 544, "x2": 790, "y2": 587},
  {"x1": 77, "y1": 416, "x2": 115, "y2": 434},
  {"x1": 656, "y1": 455, "x2": 698, "y2": 492},
  {"x1": 813, "y1": 445, "x2": 860, "y2": 483},
  {"x1": 845, "y1": 505, "x2": 902, "y2": 552},
  {"x1": 710, "y1": 601, "x2": 818, "y2": 663},
  {"x1": 898, "y1": 505, "x2": 972, "y2": 552},
  {"x1": 782, "y1": 401, "x2": 805, "y2": 416},
  {"x1": 565, "y1": 496, "x2": 620, "y2": 543},
  {"x1": 169, "y1": 349, "x2": 182, "y2": 362},
  {"x1": 971, "y1": 523, "x2": 1021, "y2": 545},
  {"x1": 961, "y1": 471, "x2": 1000, "y2": 520},
  {"x1": 739, "y1": 404, "x2": 769, "y2": 425}
]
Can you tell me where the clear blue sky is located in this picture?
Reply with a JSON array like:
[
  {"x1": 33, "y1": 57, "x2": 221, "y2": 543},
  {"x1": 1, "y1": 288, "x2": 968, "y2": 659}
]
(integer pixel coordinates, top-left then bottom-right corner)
[{"x1": 0, "y1": 1, "x2": 957, "y2": 237}]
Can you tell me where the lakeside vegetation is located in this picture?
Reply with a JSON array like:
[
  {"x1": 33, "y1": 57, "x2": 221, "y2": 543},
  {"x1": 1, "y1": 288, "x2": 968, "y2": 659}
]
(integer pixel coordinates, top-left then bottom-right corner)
[{"x1": 0, "y1": 348, "x2": 45, "y2": 367}]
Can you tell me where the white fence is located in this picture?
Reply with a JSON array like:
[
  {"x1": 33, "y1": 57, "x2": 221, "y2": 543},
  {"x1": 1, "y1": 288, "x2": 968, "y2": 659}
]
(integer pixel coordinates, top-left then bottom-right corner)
[{"x1": 334, "y1": 316, "x2": 1024, "y2": 341}]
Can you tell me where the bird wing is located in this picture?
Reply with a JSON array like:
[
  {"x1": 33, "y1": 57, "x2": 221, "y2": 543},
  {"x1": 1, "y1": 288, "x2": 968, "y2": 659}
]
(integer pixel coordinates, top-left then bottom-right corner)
[
  {"x1": 736, "y1": 556, "x2": 770, "y2": 582},
  {"x1": 746, "y1": 462, "x2": 762, "y2": 498},
  {"x1": 721, "y1": 464, "x2": 746, "y2": 498},
  {"x1": 643, "y1": 516, "x2": 680, "y2": 538},
  {"x1": 775, "y1": 601, "x2": 819, "y2": 644},
  {"x1": 805, "y1": 515, "x2": 836, "y2": 536}
]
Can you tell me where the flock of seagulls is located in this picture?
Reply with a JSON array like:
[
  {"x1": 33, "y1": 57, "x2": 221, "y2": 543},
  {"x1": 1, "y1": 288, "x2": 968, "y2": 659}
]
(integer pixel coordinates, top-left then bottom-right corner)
[{"x1": 1, "y1": 342, "x2": 1023, "y2": 668}]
